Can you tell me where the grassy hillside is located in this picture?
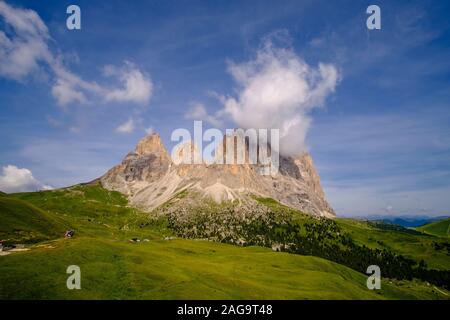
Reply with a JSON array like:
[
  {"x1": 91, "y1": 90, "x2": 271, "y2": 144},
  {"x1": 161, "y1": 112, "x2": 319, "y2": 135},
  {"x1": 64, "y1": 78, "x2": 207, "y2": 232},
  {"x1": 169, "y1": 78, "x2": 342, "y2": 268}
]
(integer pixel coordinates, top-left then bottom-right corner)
[
  {"x1": 336, "y1": 218, "x2": 450, "y2": 270},
  {"x1": 9, "y1": 185, "x2": 168, "y2": 240},
  {"x1": 0, "y1": 196, "x2": 67, "y2": 243},
  {"x1": 165, "y1": 195, "x2": 450, "y2": 289},
  {"x1": 2, "y1": 236, "x2": 447, "y2": 300},
  {"x1": 256, "y1": 197, "x2": 448, "y2": 268},
  {"x1": 417, "y1": 218, "x2": 450, "y2": 238},
  {"x1": 0, "y1": 186, "x2": 449, "y2": 299}
]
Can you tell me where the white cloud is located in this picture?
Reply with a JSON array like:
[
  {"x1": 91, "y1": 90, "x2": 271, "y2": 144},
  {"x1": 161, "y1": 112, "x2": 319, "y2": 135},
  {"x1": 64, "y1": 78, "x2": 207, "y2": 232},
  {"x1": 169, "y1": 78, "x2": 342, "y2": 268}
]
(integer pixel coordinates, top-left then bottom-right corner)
[
  {"x1": 185, "y1": 102, "x2": 223, "y2": 127},
  {"x1": 0, "y1": 165, "x2": 52, "y2": 193},
  {"x1": 116, "y1": 117, "x2": 135, "y2": 134},
  {"x1": 104, "y1": 62, "x2": 153, "y2": 105},
  {"x1": 0, "y1": 1, "x2": 51, "y2": 80},
  {"x1": 0, "y1": 1, "x2": 47, "y2": 36},
  {"x1": 51, "y1": 78, "x2": 87, "y2": 106},
  {"x1": 145, "y1": 126, "x2": 155, "y2": 135},
  {"x1": 0, "y1": 1, "x2": 153, "y2": 107},
  {"x1": 220, "y1": 35, "x2": 339, "y2": 155}
]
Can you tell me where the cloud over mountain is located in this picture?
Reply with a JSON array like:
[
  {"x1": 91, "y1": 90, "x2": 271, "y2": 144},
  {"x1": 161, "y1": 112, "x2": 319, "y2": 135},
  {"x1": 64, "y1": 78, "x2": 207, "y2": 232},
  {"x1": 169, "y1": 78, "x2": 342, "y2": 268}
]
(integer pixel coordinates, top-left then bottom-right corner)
[
  {"x1": 220, "y1": 34, "x2": 339, "y2": 155},
  {"x1": 185, "y1": 102, "x2": 223, "y2": 127}
]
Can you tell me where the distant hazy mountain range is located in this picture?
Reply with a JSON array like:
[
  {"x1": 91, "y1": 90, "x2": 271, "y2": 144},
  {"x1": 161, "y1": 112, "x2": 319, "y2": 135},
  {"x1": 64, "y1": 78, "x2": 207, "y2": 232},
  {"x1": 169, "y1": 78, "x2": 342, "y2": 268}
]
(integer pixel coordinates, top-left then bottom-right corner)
[{"x1": 355, "y1": 215, "x2": 450, "y2": 228}]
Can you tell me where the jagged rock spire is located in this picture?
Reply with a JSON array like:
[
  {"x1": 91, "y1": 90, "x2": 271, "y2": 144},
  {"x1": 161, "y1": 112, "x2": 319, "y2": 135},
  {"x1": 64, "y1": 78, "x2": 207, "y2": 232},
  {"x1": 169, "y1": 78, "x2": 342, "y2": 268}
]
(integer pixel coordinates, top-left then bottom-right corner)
[{"x1": 100, "y1": 131, "x2": 335, "y2": 218}]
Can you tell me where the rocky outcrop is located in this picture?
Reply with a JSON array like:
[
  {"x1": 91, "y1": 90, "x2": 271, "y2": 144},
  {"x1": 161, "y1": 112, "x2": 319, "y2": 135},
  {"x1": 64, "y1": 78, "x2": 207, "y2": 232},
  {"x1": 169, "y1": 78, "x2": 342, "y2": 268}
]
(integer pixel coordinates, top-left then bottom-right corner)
[
  {"x1": 100, "y1": 132, "x2": 335, "y2": 218},
  {"x1": 101, "y1": 133, "x2": 171, "y2": 195}
]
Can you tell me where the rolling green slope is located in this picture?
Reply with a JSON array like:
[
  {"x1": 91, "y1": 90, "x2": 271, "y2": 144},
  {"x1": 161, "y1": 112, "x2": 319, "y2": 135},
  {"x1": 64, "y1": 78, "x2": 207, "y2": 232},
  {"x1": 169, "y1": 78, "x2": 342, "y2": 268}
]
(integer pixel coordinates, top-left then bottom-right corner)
[
  {"x1": 256, "y1": 198, "x2": 449, "y2": 269},
  {"x1": 417, "y1": 218, "x2": 450, "y2": 238},
  {"x1": 0, "y1": 185, "x2": 449, "y2": 299},
  {"x1": 0, "y1": 236, "x2": 447, "y2": 300},
  {"x1": 9, "y1": 185, "x2": 167, "y2": 240},
  {"x1": 336, "y1": 218, "x2": 450, "y2": 270},
  {"x1": 0, "y1": 196, "x2": 67, "y2": 243}
]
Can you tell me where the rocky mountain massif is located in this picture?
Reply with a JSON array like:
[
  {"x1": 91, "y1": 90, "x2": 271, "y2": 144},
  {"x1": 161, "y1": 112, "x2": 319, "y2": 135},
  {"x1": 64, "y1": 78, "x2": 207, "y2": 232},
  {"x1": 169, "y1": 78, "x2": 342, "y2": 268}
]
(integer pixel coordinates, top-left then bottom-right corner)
[{"x1": 100, "y1": 133, "x2": 335, "y2": 218}]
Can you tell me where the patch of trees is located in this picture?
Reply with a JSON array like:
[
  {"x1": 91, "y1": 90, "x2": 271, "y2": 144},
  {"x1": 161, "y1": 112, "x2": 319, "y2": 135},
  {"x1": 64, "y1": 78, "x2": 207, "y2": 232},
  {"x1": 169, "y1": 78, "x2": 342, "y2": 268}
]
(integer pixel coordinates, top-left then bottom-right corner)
[{"x1": 433, "y1": 241, "x2": 450, "y2": 256}]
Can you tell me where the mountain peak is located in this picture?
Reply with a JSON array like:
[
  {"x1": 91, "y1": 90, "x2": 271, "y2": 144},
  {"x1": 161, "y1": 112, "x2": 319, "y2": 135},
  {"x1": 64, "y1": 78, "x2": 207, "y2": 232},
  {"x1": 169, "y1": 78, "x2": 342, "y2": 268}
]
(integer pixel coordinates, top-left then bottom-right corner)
[
  {"x1": 135, "y1": 133, "x2": 167, "y2": 156},
  {"x1": 101, "y1": 132, "x2": 335, "y2": 218}
]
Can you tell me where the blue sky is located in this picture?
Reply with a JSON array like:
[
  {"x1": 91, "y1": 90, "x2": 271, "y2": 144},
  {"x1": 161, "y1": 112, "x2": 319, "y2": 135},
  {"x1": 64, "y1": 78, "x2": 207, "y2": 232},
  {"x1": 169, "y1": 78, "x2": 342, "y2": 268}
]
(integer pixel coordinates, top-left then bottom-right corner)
[{"x1": 0, "y1": 0, "x2": 449, "y2": 217}]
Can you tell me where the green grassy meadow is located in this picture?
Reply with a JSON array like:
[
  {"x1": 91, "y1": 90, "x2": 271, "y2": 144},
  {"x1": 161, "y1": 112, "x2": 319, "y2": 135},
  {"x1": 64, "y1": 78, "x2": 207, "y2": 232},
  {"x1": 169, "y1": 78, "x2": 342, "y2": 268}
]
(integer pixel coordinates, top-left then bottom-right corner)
[
  {"x1": 0, "y1": 185, "x2": 449, "y2": 300},
  {"x1": 417, "y1": 218, "x2": 450, "y2": 238}
]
